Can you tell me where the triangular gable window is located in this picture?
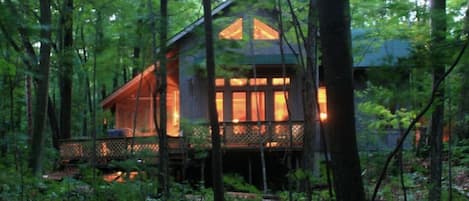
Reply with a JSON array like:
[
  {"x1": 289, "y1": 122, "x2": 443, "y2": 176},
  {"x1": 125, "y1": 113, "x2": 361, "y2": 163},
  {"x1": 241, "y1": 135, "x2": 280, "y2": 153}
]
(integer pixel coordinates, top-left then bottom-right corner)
[
  {"x1": 219, "y1": 18, "x2": 243, "y2": 40},
  {"x1": 253, "y1": 18, "x2": 279, "y2": 40},
  {"x1": 218, "y1": 17, "x2": 279, "y2": 40}
]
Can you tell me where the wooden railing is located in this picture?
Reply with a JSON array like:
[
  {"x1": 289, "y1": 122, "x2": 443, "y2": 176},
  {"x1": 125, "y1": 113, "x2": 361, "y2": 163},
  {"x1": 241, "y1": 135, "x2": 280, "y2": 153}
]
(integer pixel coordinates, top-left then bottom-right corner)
[
  {"x1": 59, "y1": 121, "x2": 304, "y2": 164},
  {"x1": 190, "y1": 121, "x2": 304, "y2": 149},
  {"x1": 59, "y1": 136, "x2": 185, "y2": 165}
]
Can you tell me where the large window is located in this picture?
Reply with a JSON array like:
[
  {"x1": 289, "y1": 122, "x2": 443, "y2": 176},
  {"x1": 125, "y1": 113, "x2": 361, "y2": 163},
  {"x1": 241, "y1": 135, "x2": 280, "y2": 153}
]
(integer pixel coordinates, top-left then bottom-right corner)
[
  {"x1": 216, "y1": 92, "x2": 224, "y2": 121},
  {"x1": 216, "y1": 77, "x2": 289, "y2": 122},
  {"x1": 232, "y1": 92, "x2": 246, "y2": 122},
  {"x1": 274, "y1": 91, "x2": 289, "y2": 121},
  {"x1": 251, "y1": 92, "x2": 265, "y2": 121}
]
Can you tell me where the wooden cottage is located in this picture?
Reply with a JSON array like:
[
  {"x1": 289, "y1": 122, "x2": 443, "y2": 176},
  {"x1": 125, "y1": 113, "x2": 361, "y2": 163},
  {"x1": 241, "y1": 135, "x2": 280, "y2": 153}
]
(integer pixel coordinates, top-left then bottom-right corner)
[{"x1": 59, "y1": 0, "x2": 410, "y2": 186}]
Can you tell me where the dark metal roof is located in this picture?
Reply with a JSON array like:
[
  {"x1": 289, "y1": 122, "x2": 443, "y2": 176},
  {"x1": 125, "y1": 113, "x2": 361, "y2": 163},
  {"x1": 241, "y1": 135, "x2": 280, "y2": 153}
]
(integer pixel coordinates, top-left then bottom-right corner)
[
  {"x1": 352, "y1": 30, "x2": 411, "y2": 68},
  {"x1": 166, "y1": 0, "x2": 234, "y2": 47}
]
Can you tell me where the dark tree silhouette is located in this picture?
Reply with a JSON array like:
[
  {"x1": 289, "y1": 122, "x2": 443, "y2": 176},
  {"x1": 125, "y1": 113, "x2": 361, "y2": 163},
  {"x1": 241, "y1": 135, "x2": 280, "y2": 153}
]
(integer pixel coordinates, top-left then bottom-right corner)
[
  {"x1": 318, "y1": 0, "x2": 366, "y2": 200},
  {"x1": 203, "y1": 0, "x2": 224, "y2": 200},
  {"x1": 429, "y1": 0, "x2": 446, "y2": 200},
  {"x1": 29, "y1": 0, "x2": 52, "y2": 176},
  {"x1": 58, "y1": 0, "x2": 73, "y2": 140}
]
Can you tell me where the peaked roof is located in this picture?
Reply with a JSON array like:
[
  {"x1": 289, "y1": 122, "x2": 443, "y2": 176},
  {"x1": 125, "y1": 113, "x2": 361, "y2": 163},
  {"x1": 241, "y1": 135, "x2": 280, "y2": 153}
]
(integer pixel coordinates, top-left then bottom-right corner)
[
  {"x1": 352, "y1": 30, "x2": 411, "y2": 67},
  {"x1": 100, "y1": 1, "x2": 234, "y2": 108},
  {"x1": 101, "y1": 65, "x2": 156, "y2": 108},
  {"x1": 166, "y1": 0, "x2": 234, "y2": 47},
  {"x1": 101, "y1": 1, "x2": 412, "y2": 107}
]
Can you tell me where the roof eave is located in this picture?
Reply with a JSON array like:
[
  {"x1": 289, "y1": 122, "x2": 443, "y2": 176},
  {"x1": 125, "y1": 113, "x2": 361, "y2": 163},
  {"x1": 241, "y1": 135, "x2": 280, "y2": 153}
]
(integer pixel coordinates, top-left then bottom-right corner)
[{"x1": 100, "y1": 65, "x2": 156, "y2": 108}]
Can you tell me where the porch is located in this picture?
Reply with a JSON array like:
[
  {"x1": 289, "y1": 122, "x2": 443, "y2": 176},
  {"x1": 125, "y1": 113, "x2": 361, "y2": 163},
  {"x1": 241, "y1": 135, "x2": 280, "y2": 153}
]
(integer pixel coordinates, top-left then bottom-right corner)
[{"x1": 59, "y1": 121, "x2": 304, "y2": 165}]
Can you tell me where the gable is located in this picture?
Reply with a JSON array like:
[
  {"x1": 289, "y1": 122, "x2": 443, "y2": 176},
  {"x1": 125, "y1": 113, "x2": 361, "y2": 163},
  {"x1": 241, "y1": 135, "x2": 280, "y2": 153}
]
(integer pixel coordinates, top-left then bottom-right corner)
[
  {"x1": 219, "y1": 18, "x2": 243, "y2": 39},
  {"x1": 253, "y1": 18, "x2": 279, "y2": 40},
  {"x1": 218, "y1": 17, "x2": 279, "y2": 40}
]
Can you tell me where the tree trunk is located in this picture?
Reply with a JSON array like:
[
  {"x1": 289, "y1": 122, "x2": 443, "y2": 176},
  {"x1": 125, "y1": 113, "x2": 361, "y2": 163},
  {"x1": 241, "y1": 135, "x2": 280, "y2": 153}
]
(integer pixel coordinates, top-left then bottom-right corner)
[
  {"x1": 29, "y1": 0, "x2": 51, "y2": 176},
  {"x1": 159, "y1": 0, "x2": 169, "y2": 197},
  {"x1": 429, "y1": 0, "x2": 446, "y2": 200},
  {"x1": 26, "y1": 75, "x2": 33, "y2": 138},
  {"x1": 58, "y1": 0, "x2": 74, "y2": 139},
  {"x1": 47, "y1": 96, "x2": 60, "y2": 150},
  {"x1": 318, "y1": 0, "x2": 366, "y2": 200},
  {"x1": 202, "y1": 0, "x2": 224, "y2": 200},
  {"x1": 302, "y1": 1, "x2": 319, "y2": 200},
  {"x1": 456, "y1": 0, "x2": 469, "y2": 140}
]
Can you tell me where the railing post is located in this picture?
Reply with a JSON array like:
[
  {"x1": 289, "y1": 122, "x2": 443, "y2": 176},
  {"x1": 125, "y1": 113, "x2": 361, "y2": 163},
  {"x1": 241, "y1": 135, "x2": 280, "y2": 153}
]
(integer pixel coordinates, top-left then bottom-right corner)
[
  {"x1": 268, "y1": 121, "x2": 272, "y2": 145},
  {"x1": 222, "y1": 122, "x2": 226, "y2": 146}
]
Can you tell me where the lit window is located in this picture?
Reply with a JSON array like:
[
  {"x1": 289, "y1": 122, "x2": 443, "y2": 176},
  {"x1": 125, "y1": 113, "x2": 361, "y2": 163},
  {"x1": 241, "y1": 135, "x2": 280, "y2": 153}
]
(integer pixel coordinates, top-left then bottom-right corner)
[
  {"x1": 318, "y1": 87, "x2": 327, "y2": 121},
  {"x1": 216, "y1": 92, "x2": 224, "y2": 121},
  {"x1": 274, "y1": 91, "x2": 289, "y2": 121},
  {"x1": 249, "y1": 78, "x2": 267, "y2": 86},
  {"x1": 219, "y1": 17, "x2": 279, "y2": 40},
  {"x1": 219, "y1": 18, "x2": 243, "y2": 40},
  {"x1": 253, "y1": 18, "x2": 279, "y2": 40},
  {"x1": 230, "y1": 78, "x2": 248, "y2": 86},
  {"x1": 272, "y1": 78, "x2": 290, "y2": 86},
  {"x1": 251, "y1": 92, "x2": 265, "y2": 121},
  {"x1": 216, "y1": 78, "x2": 225, "y2": 86},
  {"x1": 232, "y1": 92, "x2": 246, "y2": 122}
]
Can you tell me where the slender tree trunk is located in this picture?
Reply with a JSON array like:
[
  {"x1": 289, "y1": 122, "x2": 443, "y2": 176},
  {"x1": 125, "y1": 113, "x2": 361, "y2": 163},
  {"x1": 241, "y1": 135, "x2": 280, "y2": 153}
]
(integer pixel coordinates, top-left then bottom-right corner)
[
  {"x1": 58, "y1": 0, "x2": 74, "y2": 139},
  {"x1": 148, "y1": 0, "x2": 170, "y2": 197},
  {"x1": 158, "y1": 0, "x2": 169, "y2": 195},
  {"x1": 26, "y1": 75, "x2": 33, "y2": 137},
  {"x1": 29, "y1": 0, "x2": 51, "y2": 176},
  {"x1": 48, "y1": 96, "x2": 60, "y2": 150},
  {"x1": 429, "y1": 0, "x2": 446, "y2": 200},
  {"x1": 318, "y1": 0, "x2": 366, "y2": 200},
  {"x1": 456, "y1": 0, "x2": 469, "y2": 140},
  {"x1": 158, "y1": 0, "x2": 170, "y2": 196},
  {"x1": 302, "y1": 1, "x2": 319, "y2": 200},
  {"x1": 202, "y1": 0, "x2": 224, "y2": 200}
]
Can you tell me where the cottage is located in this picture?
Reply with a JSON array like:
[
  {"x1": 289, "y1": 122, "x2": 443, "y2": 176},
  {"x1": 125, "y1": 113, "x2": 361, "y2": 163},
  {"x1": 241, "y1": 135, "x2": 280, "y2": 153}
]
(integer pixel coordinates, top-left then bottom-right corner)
[{"x1": 59, "y1": 0, "x2": 410, "y2": 187}]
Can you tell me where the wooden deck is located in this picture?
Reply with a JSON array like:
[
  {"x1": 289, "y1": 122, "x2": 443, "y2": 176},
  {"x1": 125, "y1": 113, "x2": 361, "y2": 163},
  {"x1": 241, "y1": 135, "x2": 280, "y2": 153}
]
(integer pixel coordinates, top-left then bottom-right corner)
[{"x1": 59, "y1": 121, "x2": 304, "y2": 165}]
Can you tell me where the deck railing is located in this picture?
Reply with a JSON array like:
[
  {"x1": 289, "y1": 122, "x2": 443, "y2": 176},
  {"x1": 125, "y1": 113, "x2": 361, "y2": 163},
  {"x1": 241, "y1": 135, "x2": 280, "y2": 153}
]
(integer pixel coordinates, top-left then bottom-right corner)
[
  {"x1": 59, "y1": 136, "x2": 185, "y2": 164},
  {"x1": 59, "y1": 121, "x2": 304, "y2": 164},
  {"x1": 190, "y1": 121, "x2": 304, "y2": 148}
]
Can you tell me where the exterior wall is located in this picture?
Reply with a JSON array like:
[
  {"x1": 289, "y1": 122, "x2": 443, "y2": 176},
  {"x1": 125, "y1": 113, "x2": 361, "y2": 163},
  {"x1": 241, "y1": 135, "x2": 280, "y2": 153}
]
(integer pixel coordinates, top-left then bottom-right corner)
[
  {"x1": 177, "y1": 9, "x2": 304, "y2": 125},
  {"x1": 108, "y1": 50, "x2": 180, "y2": 137},
  {"x1": 178, "y1": 37, "x2": 209, "y2": 122},
  {"x1": 177, "y1": 38, "x2": 305, "y2": 125}
]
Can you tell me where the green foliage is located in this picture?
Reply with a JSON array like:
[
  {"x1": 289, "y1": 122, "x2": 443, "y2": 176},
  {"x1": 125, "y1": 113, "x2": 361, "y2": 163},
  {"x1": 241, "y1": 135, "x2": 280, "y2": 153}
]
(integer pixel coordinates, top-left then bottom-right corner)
[
  {"x1": 96, "y1": 180, "x2": 155, "y2": 201},
  {"x1": 447, "y1": 139, "x2": 469, "y2": 166},
  {"x1": 278, "y1": 190, "x2": 332, "y2": 201},
  {"x1": 181, "y1": 118, "x2": 210, "y2": 159},
  {"x1": 223, "y1": 174, "x2": 260, "y2": 194}
]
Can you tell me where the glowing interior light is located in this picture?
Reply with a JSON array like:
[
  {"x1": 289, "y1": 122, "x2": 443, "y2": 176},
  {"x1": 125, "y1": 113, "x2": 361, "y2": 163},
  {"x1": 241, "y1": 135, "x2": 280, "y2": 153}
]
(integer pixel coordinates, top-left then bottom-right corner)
[
  {"x1": 230, "y1": 78, "x2": 247, "y2": 86},
  {"x1": 253, "y1": 18, "x2": 279, "y2": 40},
  {"x1": 219, "y1": 18, "x2": 243, "y2": 40},
  {"x1": 216, "y1": 92, "x2": 224, "y2": 121},
  {"x1": 320, "y1": 113, "x2": 328, "y2": 121},
  {"x1": 318, "y1": 87, "x2": 327, "y2": 122},
  {"x1": 272, "y1": 78, "x2": 290, "y2": 86},
  {"x1": 266, "y1": 142, "x2": 279, "y2": 147},
  {"x1": 232, "y1": 92, "x2": 246, "y2": 122},
  {"x1": 274, "y1": 92, "x2": 288, "y2": 121}
]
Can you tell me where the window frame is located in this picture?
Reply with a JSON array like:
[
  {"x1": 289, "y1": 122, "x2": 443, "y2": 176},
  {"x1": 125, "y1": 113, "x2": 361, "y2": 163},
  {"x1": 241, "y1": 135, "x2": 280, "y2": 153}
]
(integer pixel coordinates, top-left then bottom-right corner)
[{"x1": 215, "y1": 76, "x2": 290, "y2": 123}]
